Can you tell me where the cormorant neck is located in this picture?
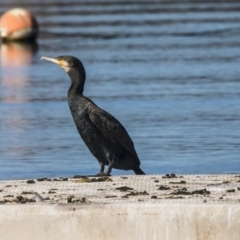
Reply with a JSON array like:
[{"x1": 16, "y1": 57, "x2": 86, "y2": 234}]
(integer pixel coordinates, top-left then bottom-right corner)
[{"x1": 67, "y1": 67, "x2": 86, "y2": 95}]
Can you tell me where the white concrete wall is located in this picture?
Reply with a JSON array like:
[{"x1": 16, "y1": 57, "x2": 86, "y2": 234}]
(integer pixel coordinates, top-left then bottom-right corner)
[{"x1": 0, "y1": 203, "x2": 240, "y2": 240}]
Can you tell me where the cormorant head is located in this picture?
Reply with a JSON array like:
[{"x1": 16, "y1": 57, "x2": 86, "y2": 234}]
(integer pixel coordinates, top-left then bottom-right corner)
[
  {"x1": 41, "y1": 56, "x2": 86, "y2": 91},
  {"x1": 41, "y1": 55, "x2": 84, "y2": 73}
]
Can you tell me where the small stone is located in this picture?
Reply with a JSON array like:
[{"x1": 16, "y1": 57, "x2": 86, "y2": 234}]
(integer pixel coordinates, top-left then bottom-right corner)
[
  {"x1": 67, "y1": 195, "x2": 75, "y2": 203},
  {"x1": 73, "y1": 177, "x2": 91, "y2": 183},
  {"x1": 105, "y1": 195, "x2": 117, "y2": 198},
  {"x1": 73, "y1": 176, "x2": 112, "y2": 183},
  {"x1": 171, "y1": 188, "x2": 210, "y2": 196},
  {"x1": 14, "y1": 195, "x2": 35, "y2": 204},
  {"x1": 151, "y1": 196, "x2": 157, "y2": 199},
  {"x1": 115, "y1": 186, "x2": 133, "y2": 192},
  {"x1": 169, "y1": 181, "x2": 186, "y2": 184},
  {"x1": 37, "y1": 178, "x2": 49, "y2": 182},
  {"x1": 59, "y1": 177, "x2": 68, "y2": 181},
  {"x1": 122, "y1": 191, "x2": 149, "y2": 198},
  {"x1": 192, "y1": 189, "x2": 210, "y2": 195},
  {"x1": 73, "y1": 175, "x2": 85, "y2": 178},
  {"x1": 158, "y1": 185, "x2": 170, "y2": 190},
  {"x1": 222, "y1": 181, "x2": 231, "y2": 184},
  {"x1": 26, "y1": 180, "x2": 35, "y2": 184},
  {"x1": 162, "y1": 173, "x2": 177, "y2": 178},
  {"x1": 226, "y1": 189, "x2": 235, "y2": 193},
  {"x1": 166, "y1": 196, "x2": 183, "y2": 199},
  {"x1": 171, "y1": 190, "x2": 191, "y2": 195},
  {"x1": 67, "y1": 195, "x2": 89, "y2": 203},
  {"x1": 48, "y1": 191, "x2": 56, "y2": 194},
  {"x1": 22, "y1": 191, "x2": 34, "y2": 194}
]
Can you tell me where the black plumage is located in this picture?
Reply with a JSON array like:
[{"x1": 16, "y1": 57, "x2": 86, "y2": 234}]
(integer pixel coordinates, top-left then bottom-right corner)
[{"x1": 41, "y1": 55, "x2": 145, "y2": 175}]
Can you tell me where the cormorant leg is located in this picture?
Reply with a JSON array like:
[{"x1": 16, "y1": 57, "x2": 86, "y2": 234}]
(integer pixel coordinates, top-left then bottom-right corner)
[
  {"x1": 99, "y1": 162, "x2": 105, "y2": 174},
  {"x1": 105, "y1": 163, "x2": 113, "y2": 176},
  {"x1": 105, "y1": 158, "x2": 115, "y2": 176},
  {"x1": 94, "y1": 162, "x2": 105, "y2": 176}
]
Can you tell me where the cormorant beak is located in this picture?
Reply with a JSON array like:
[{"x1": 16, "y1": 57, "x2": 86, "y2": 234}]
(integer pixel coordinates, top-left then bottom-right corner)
[{"x1": 41, "y1": 56, "x2": 70, "y2": 72}]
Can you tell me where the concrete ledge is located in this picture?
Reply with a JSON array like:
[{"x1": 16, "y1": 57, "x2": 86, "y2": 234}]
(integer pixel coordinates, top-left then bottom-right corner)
[
  {"x1": 0, "y1": 175, "x2": 240, "y2": 240},
  {"x1": 0, "y1": 203, "x2": 240, "y2": 240}
]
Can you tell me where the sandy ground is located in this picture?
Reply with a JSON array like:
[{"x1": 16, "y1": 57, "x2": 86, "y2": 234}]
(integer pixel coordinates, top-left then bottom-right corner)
[{"x1": 0, "y1": 174, "x2": 239, "y2": 204}]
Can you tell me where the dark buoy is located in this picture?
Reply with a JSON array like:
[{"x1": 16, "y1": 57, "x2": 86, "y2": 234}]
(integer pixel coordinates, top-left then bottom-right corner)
[{"x1": 41, "y1": 56, "x2": 145, "y2": 176}]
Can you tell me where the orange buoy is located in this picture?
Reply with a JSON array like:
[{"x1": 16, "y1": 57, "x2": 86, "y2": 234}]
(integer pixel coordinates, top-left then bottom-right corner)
[{"x1": 0, "y1": 8, "x2": 38, "y2": 41}]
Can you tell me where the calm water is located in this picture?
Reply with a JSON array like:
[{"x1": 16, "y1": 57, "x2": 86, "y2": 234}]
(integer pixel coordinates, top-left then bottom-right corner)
[{"x1": 0, "y1": 0, "x2": 240, "y2": 180}]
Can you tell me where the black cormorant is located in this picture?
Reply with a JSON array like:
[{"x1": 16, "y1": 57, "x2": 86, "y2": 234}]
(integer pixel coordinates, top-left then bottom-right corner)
[{"x1": 41, "y1": 56, "x2": 145, "y2": 176}]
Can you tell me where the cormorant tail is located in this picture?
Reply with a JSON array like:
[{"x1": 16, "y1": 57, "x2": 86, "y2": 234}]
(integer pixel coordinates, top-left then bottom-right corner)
[{"x1": 133, "y1": 167, "x2": 146, "y2": 175}]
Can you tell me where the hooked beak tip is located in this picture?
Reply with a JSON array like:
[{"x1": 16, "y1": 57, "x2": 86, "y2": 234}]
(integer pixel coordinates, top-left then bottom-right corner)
[{"x1": 41, "y1": 56, "x2": 49, "y2": 61}]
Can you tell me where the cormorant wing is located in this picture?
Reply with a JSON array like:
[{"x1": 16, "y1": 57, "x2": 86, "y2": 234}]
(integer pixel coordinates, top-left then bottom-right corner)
[{"x1": 88, "y1": 109, "x2": 140, "y2": 162}]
